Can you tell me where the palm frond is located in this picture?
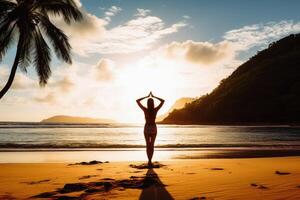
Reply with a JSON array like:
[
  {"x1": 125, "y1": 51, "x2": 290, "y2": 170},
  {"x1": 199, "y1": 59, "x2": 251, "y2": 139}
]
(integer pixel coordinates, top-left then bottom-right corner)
[
  {"x1": 33, "y1": 27, "x2": 51, "y2": 86},
  {"x1": 17, "y1": 16, "x2": 36, "y2": 72},
  {"x1": 0, "y1": 12, "x2": 16, "y2": 34},
  {"x1": 0, "y1": 22, "x2": 16, "y2": 61},
  {"x1": 0, "y1": 0, "x2": 16, "y2": 18},
  {"x1": 18, "y1": 32, "x2": 34, "y2": 73},
  {"x1": 36, "y1": 0, "x2": 82, "y2": 24},
  {"x1": 0, "y1": 0, "x2": 79, "y2": 97},
  {"x1": 38, "y1": 14, "x2": 72, "y2": 64}
]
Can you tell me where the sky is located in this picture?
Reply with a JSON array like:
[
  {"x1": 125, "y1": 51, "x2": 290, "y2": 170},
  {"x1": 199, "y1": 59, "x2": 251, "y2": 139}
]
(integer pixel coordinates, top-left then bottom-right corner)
[{"x1": 0, "y1": 0, "x2": 300, "y2": 122}]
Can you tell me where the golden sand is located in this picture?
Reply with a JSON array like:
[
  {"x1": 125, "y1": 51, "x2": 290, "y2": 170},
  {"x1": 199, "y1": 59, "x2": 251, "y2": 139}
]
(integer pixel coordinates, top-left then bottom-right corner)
[{"x1": 1, "y1": 157, "x2": 300, "y2": 199}]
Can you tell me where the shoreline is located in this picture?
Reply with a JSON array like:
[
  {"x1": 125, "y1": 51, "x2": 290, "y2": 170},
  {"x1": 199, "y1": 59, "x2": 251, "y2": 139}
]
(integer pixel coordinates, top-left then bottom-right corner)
[
  {"x1": 2, "y1": 121, "x2": 300, "y2": 127},
  {"x1": 2, "y1": 148, "x2": 300, "y2": 163},
  {"x1": 158, "y1": 121, "x2": 300, "y2": 126}
]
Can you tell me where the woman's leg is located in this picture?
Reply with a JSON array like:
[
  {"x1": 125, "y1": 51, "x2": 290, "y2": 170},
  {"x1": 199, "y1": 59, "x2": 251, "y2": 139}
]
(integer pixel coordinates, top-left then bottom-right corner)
[
  {"x1": 148, "y1": 133, "x2": 157, "y2": 164},
  {"x1": 144, "y1": 133, "x2": 151, "y2": 164}
]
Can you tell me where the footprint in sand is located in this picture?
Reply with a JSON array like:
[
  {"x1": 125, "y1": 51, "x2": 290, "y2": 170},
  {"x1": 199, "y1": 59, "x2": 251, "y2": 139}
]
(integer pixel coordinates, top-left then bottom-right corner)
[
  {"x1": 250, "y1": 183, "x2": 268, "y2": 189},
  {"x1": 101, "y1": 178, "x2": 115, "y2": 181},
  {"x1": 258, "y1": 185, "x2": 268, "y2": 189},
  {"x1": 275, "y1": 170, "x2": 291, "y2": 175},
  {"x1": 78, "y1": 175, "x2": 98, "y2": 180},
  {"x1": 68, "y1": 160, "x2": 109, "y2": 166},
  {"x1": 189, "y1": 197, "x2": 206, "y2": 200},
  {"x1": 21, "y1": 179, "x2": 50, "y2": 185},
  {"x1": 207, "y1": 167, "x2": 224, "y2": 171},
  {"x1": 186, "y1": 172, "x2": 196, "y2": 175}
]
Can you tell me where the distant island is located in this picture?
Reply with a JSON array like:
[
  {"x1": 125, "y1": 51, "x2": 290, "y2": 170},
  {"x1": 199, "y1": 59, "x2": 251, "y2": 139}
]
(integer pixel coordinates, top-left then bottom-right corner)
[
  {"x1": 157, "y1": 97, "x2": 195, "y2": 122},
  {"x1": 41, "y1": 115, "x2": 116, "y2": 124},
  {"x1": 162, "y1": 34, "x2": 300, "y2": 124}
]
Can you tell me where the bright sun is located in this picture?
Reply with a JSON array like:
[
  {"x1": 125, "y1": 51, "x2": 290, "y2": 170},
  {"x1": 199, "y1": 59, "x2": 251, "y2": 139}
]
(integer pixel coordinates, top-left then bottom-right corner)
[{"x1": 110, "y1": 57, "x2": 186, "y2": 122}]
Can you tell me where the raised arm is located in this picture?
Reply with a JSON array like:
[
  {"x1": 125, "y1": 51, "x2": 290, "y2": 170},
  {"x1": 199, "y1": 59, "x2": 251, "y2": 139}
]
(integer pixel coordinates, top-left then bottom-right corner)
[
  {"x1": 136, "y1": 93, "x2": 150, "y2": 111},
  {"x1": 151, "y1": 93, "x2": 165, "y2": 111}
]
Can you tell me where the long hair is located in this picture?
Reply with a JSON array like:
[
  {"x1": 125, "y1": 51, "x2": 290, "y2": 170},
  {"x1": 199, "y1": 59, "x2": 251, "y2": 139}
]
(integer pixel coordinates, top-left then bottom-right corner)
[{"x1": 147, "y1": 98, "x2": 155, "y2": 111}]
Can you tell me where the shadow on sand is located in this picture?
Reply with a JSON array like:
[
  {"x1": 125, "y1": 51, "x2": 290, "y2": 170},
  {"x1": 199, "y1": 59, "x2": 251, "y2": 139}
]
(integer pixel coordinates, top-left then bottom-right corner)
[{"x1": 139, "y1": 168, "x2": 174, "y2": 200}]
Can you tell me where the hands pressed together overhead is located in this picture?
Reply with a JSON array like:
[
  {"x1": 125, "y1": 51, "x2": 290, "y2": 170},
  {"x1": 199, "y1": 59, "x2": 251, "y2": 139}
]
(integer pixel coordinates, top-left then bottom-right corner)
[
  {"x1": 136, "y1": 91, "x2": 165, "y2": 110},
  {"x1": 148, "y1": 91, "x2": 153, "y2": 98}
]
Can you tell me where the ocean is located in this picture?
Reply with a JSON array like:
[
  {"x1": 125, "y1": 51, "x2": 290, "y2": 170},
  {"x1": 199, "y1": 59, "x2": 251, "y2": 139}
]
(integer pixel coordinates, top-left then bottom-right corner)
[{"x1": 1, "y1": 122, "x2": 300, "y2": 162}]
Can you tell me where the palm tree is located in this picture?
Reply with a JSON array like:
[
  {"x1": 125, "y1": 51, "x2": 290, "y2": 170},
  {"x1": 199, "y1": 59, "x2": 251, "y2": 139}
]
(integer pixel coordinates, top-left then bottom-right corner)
[{"x1": 0, "y1": 0, "x2": 82, "y2": 99}]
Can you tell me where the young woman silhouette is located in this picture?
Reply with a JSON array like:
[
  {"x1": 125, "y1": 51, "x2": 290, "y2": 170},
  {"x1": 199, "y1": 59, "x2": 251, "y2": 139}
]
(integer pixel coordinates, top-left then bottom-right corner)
[{"x1": 136, "y1": 92, "x2": 164, "y2": 166}]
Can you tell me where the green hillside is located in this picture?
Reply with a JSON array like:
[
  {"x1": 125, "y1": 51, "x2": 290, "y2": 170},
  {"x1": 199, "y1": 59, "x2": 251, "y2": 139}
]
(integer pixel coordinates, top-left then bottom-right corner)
[{"x1": 163, "y1": 34, "x2": 300, "y2": 124}]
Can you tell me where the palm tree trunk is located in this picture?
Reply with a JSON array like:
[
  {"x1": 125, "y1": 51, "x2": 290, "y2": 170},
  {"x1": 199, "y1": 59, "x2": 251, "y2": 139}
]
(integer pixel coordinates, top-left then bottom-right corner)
[{"x1": 0, "y1": 41, "x2": 22, "y2": 99}]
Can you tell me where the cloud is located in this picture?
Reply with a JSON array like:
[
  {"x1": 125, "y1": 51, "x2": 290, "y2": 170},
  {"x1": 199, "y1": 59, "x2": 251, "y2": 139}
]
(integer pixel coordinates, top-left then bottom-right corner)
[
  {"x1": 0, "y1": 68, "x2": 35, "y2": 90},
  {"x1": 183, "y1": 15, "x2": 191, "y2": 19},
  {"x1": 51, "y1": 2, "x2": 107, "y2": 56},
  {"x1": 135, "y1": 8, "x2": 151, "y2": 17},
  {"x1": 66, "y1": 13, "x2": 106, "y2": 37},
  {"x1": 94, "y1": 58, "x2": 116, "y2": 81},
  {"x1": 33, "y1": 92, "x2": 56, "y2": 104},
  {"x1": 93, "y1": 14, "x2": 187, "y2": 54},
  {"x1": 52, "y1": 77, "x2": 74, "y2": 92},
  {"x1": 104, "y1": 6, "x2": 122, "y2": 22},
  {"x1": 53, "y1": 3, "x2": 187, "y2": 56},
  {"x1": 60, "y1": 13, "x2": 106, "y2": 57},
  {"x1": 224, "y1": 20, "x2": 300, "y2": 50},
  {"x1": 0, "y1": 67, "x2": 7, "y2": 81},
  {"x1": 82, "y1": 96, "x2": 96, "y2": 107},
  {"x1": 161, "y1": 20, "x2": 300, "y2": 67},
  {"x1": 165, "y1": 40, "x2": 235, "y2": 65},
  {"x1": 11, "y1": 73, "x2": 35, "y2": 90},
  {"x1": 52, "y1": 0, "x2": 106, "y2": 37},
  {"x1": 28, "y1": 59, "x2": 118, "y2": 107}
]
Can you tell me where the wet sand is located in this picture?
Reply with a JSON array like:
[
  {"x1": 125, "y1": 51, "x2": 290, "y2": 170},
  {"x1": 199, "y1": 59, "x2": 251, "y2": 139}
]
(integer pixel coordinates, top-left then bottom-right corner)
[
  {"x1": 1, "y1": 147, "x2": 300, "y2": 163},
  {"x1": 1, "y1": 157, "x2": 300, "y2": 199}
]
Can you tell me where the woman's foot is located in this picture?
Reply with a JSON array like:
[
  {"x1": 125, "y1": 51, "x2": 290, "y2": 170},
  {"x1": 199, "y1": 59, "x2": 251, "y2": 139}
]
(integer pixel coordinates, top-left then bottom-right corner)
[{"x1": 148, "y1": 161, "x2": 153, "y2": 168}]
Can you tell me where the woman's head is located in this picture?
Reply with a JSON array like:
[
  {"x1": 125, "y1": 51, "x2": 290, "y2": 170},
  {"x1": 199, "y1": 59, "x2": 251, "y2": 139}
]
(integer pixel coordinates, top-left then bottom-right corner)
[{"x1": 147, "y1": 98, "x2": 154, "y2": 110}]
